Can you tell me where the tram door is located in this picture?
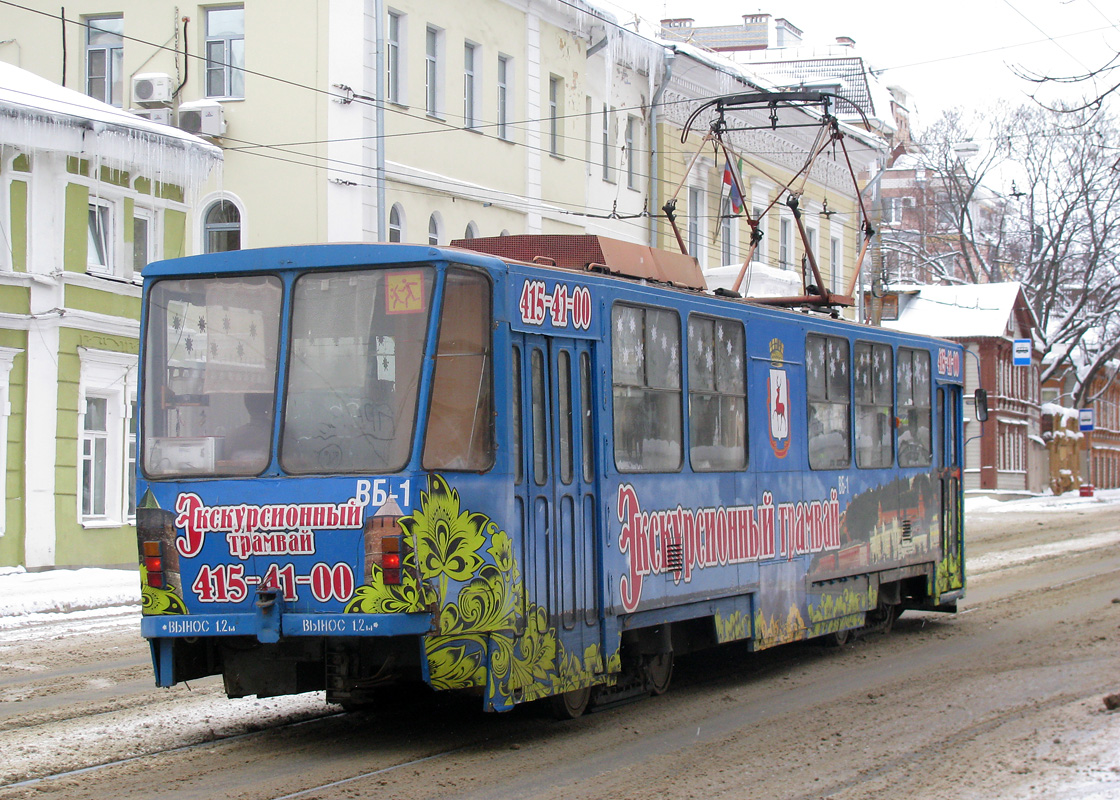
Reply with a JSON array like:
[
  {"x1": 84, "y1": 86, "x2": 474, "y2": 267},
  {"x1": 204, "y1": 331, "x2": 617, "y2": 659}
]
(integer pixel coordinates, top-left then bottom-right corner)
[
  {"x1": 514, "y1": 335, "x2": 602, "y2": 671},
  {"x1": 938, "y1": 386, "x2": 964, "y2": 591}
]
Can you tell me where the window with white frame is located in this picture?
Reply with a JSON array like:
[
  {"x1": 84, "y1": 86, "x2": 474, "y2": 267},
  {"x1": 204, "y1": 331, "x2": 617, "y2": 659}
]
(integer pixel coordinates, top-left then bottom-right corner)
[
  {"x1": 389, "y1": 204, "x2": 404, "y2": 242},
  {"x1": 720, "y1": 197, "x2": 733, "y2": 265},
  {"x1": 425, "y1": 26, "x2": 442, "y2": 116},
  {"x1": 497, "y1": 55, "x2": 510, "y2": 140},
  {"x1": 203, "y1": 199, "x2": 241, "y2": 253},
  {"x1": 87, "y1": 198, "x2": 114, "y2": 273},
  {"x1": 779, "y1": 216, "x2": 792, "y2": 269},
  {"x1": 625, "y1": 115, "x2": 639, "y2": 190},
  {"x1": 463, "y1": 42, "x2": 477, "y2": 129},
  {"x1": 830, "y1": 235, "x2": 841, "y2": 292},
  {"x1": 132, "y1": 207, "x2": 157, "y2": 277},
  {"x1": 205, "y1": 5, "x2": 245, "y2": 99},
  {"x1": 387, "y1": 11, "x2": 403, "y2": 104},
  {"x1": 601, "y1": 105, "x2": 616, "y2": 183},
  {"x1": 428, "y1": 213, "x2": 441, "y2": 245},
  {"x1": 548, "y1": 76, "x2": 562, "y2": 156},
  {"x1": 752, "y1": 205, "x2": 765, "y2": 264},
  {"x1": 0, "y1": 347, "x2": 20, "y2": 535},
  {"x1": 464, "y1": 221, "x2": 479, "y2": 239},
  {"x1": 78, "y1": 349, "x2": 137, "y2": 526},
  {"x1": 688, "y1": 185, "x2": 704, "y2": 261},
  {"x1": 85, "y1": 16, "x2": 124, "y2": 107}
]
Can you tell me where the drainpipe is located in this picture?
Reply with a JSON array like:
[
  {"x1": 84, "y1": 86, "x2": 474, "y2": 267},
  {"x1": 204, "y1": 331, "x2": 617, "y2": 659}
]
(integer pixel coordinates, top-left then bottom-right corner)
[
  {"x1": 374, "y1": 0, "x2": 387, "y2": 241},
  {"x1": 648, "y1": 46, "x2": 676, "y2": 248}
]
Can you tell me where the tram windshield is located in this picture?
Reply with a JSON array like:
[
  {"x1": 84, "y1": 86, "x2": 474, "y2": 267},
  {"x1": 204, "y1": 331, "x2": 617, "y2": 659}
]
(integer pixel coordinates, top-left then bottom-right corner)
[
  {"x1": 142, "y1": 267, "x2": 434, "y2": 478},
  {"x1": 281, "y1": 268, "x2": 432, "y2": 473},
  {"x1": 143, "y1": 275, "x2": 283, "y2": 477}
]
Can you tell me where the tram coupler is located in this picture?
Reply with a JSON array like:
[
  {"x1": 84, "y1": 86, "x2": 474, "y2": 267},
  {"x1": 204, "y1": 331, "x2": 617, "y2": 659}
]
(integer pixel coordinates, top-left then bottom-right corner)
[{"x1": 255, "y1": 587, "x2": 282, "y2": 643}]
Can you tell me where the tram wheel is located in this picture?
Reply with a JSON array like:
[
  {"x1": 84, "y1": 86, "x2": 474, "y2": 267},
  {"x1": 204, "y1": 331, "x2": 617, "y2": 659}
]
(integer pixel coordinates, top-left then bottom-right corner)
[
  {"x1": 824, "y1": 626, "x2": 851, "y2": 647},
  {"x1": 868, "y1": 602, "x2": 897, "y2": 635},
  {"x1": 645, "y1": 652, "x2": 674, "y2": 696},
  {"x1": 550, "y1": 686, "x2": 592, "y2": 720}
]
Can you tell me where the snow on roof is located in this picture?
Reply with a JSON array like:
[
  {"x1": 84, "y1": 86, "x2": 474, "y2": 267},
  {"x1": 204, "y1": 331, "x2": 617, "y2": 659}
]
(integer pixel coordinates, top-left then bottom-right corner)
[
  {"x1": 880, "y1": 282, "x2": 1026, "y2": 339},
  {"x1": 0, "y1": 61, "x2": 220, "y2": 190},
  {"x1": 704, "y1": 261, "x2": 803, "y2": 297}
]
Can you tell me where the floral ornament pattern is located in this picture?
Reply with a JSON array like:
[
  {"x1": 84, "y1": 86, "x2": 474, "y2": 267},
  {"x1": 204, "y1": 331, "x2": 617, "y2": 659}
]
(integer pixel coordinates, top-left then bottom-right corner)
[
  {"x1": 400, "y1": 475, "x2": 487, "y2": 602},
  {"x1": 346, "y1": 474, "x2": 614, "y2": 709}
]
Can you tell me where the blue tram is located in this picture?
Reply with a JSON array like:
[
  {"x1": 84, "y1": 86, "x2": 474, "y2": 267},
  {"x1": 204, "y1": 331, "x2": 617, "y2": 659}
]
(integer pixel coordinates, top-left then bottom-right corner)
[{"x1": 136, "y1": 235, "x2": 967, "y2": 716}]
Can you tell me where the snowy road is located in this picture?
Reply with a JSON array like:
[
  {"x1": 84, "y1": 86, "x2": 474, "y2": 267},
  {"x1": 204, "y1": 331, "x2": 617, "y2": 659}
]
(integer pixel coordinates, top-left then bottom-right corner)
[{"x1": 1, "y1": 492, "x2": 1118, "y2": 799}]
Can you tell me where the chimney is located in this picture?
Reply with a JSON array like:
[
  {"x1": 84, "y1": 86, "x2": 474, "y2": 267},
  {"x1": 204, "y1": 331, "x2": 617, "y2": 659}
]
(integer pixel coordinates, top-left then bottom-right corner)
[{"x1": 835, "y1": 36, "x2": 856, "y2": 47}]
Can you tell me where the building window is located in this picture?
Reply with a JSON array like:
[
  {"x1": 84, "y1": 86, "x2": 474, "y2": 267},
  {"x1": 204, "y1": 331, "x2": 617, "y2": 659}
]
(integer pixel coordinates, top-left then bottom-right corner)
[
  {"x1": 752, "y1": 206, "x2": 765, "y2": 264},
  {"x1": 688, "y1": 315, "x2": 746, "y2": 470},
  {"x1": 779, "y1": 216, "x2": 792, "y2": 269},
  {"x1": 497, "y1": 55, "x2": 510, "y2": 140},
  {"x1": 425, "y1": 26, "x2": 441, "y2": 116},
  {"x1": 203, "y1": 199, "x2": 241, "y2": 253},
  {"x1": 87, "y1": 200, "x2": 113, "y2": 272},
  {"x1": 612, "y1": 303, "x2": 682, "y2": 472},
  {"x1": 548, "y1": 76, "x2": 562, "y2": 156},
  {"x1": 82, "y1": 397, "x2": 109, "y2": 518},
  {"x1": 0, "y1": 348, "x2": 18, "y2": 535},
  {"x1": 463, "y1": 42, "x2": 477, "y2": 129},
  {"x1": 428, "y1": 213, "x2": 441, "y2": 245},
  {"x1": 79, "y1": 349, "x2": 137, "y2": 526},
  {"x1": 464, "y1": 221, "x2": 479, "y2": 239},
  {"x1": 387, "y1": 11, "x2": 402, "y2": 104},
  {"x1": 601, "y1": 105, "x2": 616, "y2": 183},
  {"x1": 625, "y1": 115, "x2": 639, "y2": 190},
  {"x1": 85, "y1": 16, "x2": 123, "y2": 107},
  {"x1": 205, "y1": 6, "x2": 245, "y2": 99},
  {"x1": 830, "y1": 236, "x2": 841, "y2": 292},
  {"x1": 388, "y1": 204, "x2": 403, "y2": 242},
  {"x1": 806, "y1": 334, "x2": 851, "y2": 470},
  {"x1": 688, "y1": 186, "x2": 702, "y2": 260},
  {"x1": 720, "y1": 197, "x2": 733, "y2": 265},
  {"x1": 133, "y1": 208, "x2": 156, "y2": 276}
]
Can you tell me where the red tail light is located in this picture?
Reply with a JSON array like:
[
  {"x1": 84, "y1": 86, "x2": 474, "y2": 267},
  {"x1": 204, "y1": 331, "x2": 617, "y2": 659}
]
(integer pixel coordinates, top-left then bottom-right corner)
[
  {"x1": 142, "y1": 541, "x2": 164, "y2": 588},
  {"x1": 364, "y1": 516, "x2": 405, "y2": 585}
]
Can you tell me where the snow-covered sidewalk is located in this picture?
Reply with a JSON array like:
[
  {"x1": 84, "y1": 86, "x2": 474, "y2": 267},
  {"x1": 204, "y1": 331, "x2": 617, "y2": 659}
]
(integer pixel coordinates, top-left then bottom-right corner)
[{"x1": 0, "y1": 566, "x2": 140, "y2": 617}]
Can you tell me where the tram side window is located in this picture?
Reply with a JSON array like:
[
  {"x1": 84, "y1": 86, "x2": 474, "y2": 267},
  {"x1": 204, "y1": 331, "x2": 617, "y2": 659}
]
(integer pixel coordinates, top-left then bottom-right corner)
[
  {"x1": 897, "y1": 348, "x2": 933, "y2": 467},
  {"x1": 688, "y1": 316, "x2": 746, "y2": 470},
  {"x1": 423, "y1": 269, "x2": 495, "y2": 471},
  {"x1": 806, "y1": 334, "x2": 851, "y2": 470},
  {"x1": 854, "y1": 341, "x2": 893, "y2": 468},
  {"x1": 612, "y1": 303, "x2": 682, "y2": 472}
]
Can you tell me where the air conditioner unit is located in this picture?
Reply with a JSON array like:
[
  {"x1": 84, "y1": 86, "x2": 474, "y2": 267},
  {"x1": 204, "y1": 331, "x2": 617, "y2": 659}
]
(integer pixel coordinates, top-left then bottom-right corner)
[
  {"x1": 132, "y1": 107, "x2": 172, "y2": 125},
  {"x1": 177, "y1": 101, "x2": 226, "y2": 137},
  {"x1": 132, "y1": 73, "x2": 173, "y2": 106}
]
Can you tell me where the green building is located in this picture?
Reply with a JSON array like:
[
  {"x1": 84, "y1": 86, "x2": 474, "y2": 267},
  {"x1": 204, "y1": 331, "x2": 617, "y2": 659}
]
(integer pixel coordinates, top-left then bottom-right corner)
[{"x1": 0, "y1": 62, "x2": 220, "y2": 569}]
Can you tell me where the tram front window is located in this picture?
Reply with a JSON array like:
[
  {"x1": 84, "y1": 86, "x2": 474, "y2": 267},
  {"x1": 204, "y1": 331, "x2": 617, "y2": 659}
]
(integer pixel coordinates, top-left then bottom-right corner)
[
  {"x1": 281, "y1": 268, "x2": 433, "y2": 474},
  {"x1": 143, "y1": 275, "x2": 283, "y2": 477}
]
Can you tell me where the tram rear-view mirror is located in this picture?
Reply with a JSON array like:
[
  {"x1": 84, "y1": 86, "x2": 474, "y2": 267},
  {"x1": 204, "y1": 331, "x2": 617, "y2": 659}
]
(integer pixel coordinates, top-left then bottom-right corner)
[{"x1": 974, "y1": 388, "x2": 989, "y2": 422}]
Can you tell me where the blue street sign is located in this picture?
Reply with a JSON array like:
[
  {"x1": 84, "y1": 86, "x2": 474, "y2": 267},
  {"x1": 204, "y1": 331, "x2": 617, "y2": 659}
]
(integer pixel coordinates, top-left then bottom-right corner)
[
  {"x1": 1079, "y1": 408, "x2": 1094, "y2": 432},
  {"x1": 1012, "y1": 339, "x2": 1031, "y2": 366}
]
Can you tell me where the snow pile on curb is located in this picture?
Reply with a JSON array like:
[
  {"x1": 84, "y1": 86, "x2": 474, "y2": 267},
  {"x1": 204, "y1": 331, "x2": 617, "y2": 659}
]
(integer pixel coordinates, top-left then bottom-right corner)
[{"x1": 0, "y1": 567, "x2": 140, "y2": 616}]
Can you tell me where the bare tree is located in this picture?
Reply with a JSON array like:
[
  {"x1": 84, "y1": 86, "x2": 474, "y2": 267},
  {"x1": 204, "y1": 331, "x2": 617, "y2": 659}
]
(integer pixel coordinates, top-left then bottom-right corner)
[{"x1": 883, "y1": 104, "x2": 1120, "y2": 405}]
